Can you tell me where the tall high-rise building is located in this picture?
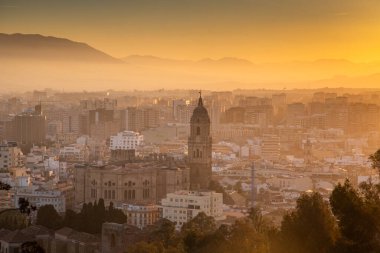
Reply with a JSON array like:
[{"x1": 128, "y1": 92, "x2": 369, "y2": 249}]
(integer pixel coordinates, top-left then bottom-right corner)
[
  {"x1": 6, "y1": 105, "x2": 47, "y2": 152},
  {"x1": 188, "y1": 94, "x2": 212, "y2": 190},
  {"x1": 120, "y1": 107, "x2": 159, "y2": 132},
  {"x1": 261, "y1": 134, "x2": 280, "y2": 161},
  {"x1": 286, "y1": 103, "x2": 306, "y2": 127}
]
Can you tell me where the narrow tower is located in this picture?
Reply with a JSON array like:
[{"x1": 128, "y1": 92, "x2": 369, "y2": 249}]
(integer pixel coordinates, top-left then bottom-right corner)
[{"x1": 188, "y1": 92, "x2": 212, "y2": 190}]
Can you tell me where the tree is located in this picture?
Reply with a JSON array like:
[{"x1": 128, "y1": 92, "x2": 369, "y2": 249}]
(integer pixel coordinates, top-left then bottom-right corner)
[
  {"x1": 181, "y1": 212, "x2": 216, "y2": 253},
  {"x1": 63, "y1": 199, "x2": 127, "y2": 234},
  {"x1": 0, "y1": 181, "x2": 11, "y2": 190},
  {"x1": 181, "y1": 212, "x2": 216, "y2": 235},
  {"x1": 369, "y1": 149, "x2": 380, "y2": 174},
  {"x1": 106, "y1": 201, "x2": 127, "y2": 224},
  {"x1": 0, "y1": 209, "x2": 28, "y2": 230},
  {"x1": 125, "y1": 241, "x2": 160, "y2": 253},
  {"x1": 278, "y1": 192, "x2": 338, "y2": 253},
  {"x1": 63, "y1": 209, "x2": 80, "y2": 230},
  {"x1": 234, "y1": 181, "x2": 243, "y2": 193},
  {"x1": 36, "y1": 205, "x2": 63, "y2": 230},
  {"x1": 227, "y1": 219, "x2": 269, "y2": 253},
  {"x1": 209, "y1": 180, "x2": 234, "y2": 205},
  {"x1": 247, "y1": 207, "x2": 272, "y2": 233},
  {"x1": 151, "y1": 219, "x2": 176, "y2": 248},
  {"x1": 330, "y1": 180, "x2": 380, "y2": 253}
]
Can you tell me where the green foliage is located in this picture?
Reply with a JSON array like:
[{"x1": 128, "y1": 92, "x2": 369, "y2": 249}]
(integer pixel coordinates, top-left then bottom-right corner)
[
  {"x1": 369, "y1": 148, "x2": 380, "y2": 174},
  {"x1": 151, "y1": 219, "x2": 176, "y2": 248},
  {"x1": 17, "y1": 198, "x2": 37, "y2": 215},
  {"x1": 125, "y1": 241, "x2": 161, "y2": 253},
  {"x1": 36, "y1": 205, "x2": 63, "y2": 230},
  {"x1": 247, "y1": 207, "x2": 272, "y2": 234},
  {"x1": 125, "y1": 241, "x2": 184, "y2": 253},
  {"x1": 63, "y1": 198, "x2": 127, "y2": 234},
  {"x1": 330, "y1": 180, "x2": 380, "y2": 253},
  {"x1": 181, "y1": 212, "x2": 216, "y2": 235},
  {"x1": 181, "y1": 212, "x2": 216, "y2": 253},
  {"x1": 107, "y1": 201, "x2": 127, "y2": 224},
  {"x1": 0, "y1": 181, "x2": 11, "y2": 190},
  {"x1": 278, "y1": 192, "x2": 338, "y2": 253},
  {"x1": 0, "y1": 209, "x2": 28, "y2": 230},
  {"x1": 209, "y1": 180, "x2": 235, "y2": 205},
  {"x1": 234, "y1": 181, "x2": 243, "y2": 193}
]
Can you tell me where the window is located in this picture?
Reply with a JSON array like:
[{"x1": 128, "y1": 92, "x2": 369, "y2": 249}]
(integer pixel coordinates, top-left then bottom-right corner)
[{"x1": 196, "y1": 126, "x2": 200, "y2": 135}]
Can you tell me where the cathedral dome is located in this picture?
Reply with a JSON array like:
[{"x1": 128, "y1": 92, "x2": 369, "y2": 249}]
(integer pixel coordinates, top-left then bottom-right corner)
[{"x1": 190, "y1": 96, "x2": 210, "y2": 123}]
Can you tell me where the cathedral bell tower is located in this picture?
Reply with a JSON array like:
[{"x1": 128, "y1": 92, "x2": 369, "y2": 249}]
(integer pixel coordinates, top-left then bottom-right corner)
[{"x1": 188, "y1": 92, "x2": 212, "y2": 190}]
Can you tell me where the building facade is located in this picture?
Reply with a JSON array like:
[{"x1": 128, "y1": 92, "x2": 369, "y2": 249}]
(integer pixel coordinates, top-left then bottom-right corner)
[
  {"x1": 122, "y1": 204, "x2": 160, "y2": 229},
  {"x1": 0, "y1": 141, "x2": 23, "y2": 170},
  {"x1": 14, "y1": 187, "x2": 66, "y2": 213},
  {"x1": 161, "y1": 190, "x2": 224, "y2": 230},
  {"x1": 110, "y1": 131, "x2": 143, "y2": 150},
  {"x1": 74, "y1": 161, "x2": 190, "y2": 206}
]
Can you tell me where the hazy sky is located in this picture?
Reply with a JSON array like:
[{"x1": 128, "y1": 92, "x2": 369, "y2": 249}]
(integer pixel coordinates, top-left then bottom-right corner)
[{"x1": 1, "y1": 0, "x2": 380, "y2": 62}]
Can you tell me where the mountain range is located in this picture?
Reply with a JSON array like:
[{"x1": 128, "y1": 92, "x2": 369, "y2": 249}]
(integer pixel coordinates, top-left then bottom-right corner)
[
  {"x1": 0, "y1": 33, "x2": 121, "y2": 63},
  {"x1": 1, "y1": 33, "x2": 380, "y2": 91}
]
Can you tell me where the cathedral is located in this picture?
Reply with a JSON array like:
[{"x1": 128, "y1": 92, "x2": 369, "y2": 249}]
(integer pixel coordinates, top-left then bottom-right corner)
[{"x1": 188, "y1": 92, "x2": 212, "y2": 190}]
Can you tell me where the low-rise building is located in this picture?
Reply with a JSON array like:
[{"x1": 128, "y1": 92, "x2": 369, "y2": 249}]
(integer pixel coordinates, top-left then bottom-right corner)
[
  {"x1": 60, "y1": 144, "x2": 89, "y2": 162},
  {"x1": 0, "y1": 190, "x2": 14, "y2": 210},
  {"x1": 0, "y1": 141, "x2": 24, "y2": 170},
  {"x1": 14, "y1": 187, "x2": 66, "y2": 213},
  {"x1": 123, "y1": 204, "x2": 160, "y2": 229},
  {"x1": 161, "y1": 191, "x2": 225, "y2": 230},
  {"x1": 110, "y1": 131, "x2": 144, "y2": 150}
]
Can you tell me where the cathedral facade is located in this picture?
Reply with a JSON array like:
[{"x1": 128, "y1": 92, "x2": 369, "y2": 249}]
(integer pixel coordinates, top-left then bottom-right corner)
[{"x1": 188, "y1": 94, "x2": 212, "y2": 190}]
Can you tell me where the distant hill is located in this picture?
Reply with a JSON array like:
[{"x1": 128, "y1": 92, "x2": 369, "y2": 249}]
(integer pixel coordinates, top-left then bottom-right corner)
[
  {"x1": 0, "y1": 33, "x2": 121, "y2": 63},
  {"x1": 198, "y1": 57, "x2": 254, "y2": 66},
  {"x1": 122, "y1": 55, "x2": 192, "y2": 66},
  {"x1": 122, "y1": 55, "x2": 254, "y2": 68}
]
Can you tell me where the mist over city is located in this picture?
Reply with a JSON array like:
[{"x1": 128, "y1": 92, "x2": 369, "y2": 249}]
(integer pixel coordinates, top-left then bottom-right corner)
[{"x1": 1, "y1": 1, "x2": 380, "y2": 253}]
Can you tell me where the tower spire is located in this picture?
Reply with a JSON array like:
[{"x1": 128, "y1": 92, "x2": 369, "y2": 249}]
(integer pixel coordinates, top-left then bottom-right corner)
[{"x1": 198, "y1": 90, "x2": 203, "y2": 106}]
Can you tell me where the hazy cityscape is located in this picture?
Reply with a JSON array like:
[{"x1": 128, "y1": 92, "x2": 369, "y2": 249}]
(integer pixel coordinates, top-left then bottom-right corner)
[{"x1": 2, "y1": 0, "x2": 380, "y2": 253}]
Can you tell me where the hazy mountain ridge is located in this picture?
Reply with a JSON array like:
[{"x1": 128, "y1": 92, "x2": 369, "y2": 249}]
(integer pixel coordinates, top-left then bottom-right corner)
[
  {"x1": 1, "y1": 33, "x2": 380, "y2": 91},
  {"x1": 0, "y1": 33, "x2": 121, "y2": 63}
]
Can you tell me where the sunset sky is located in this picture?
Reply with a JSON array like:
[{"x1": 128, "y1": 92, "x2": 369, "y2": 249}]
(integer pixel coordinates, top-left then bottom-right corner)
[{"x1": 1, "y1": 0, "x2": 380, "y2": 63}]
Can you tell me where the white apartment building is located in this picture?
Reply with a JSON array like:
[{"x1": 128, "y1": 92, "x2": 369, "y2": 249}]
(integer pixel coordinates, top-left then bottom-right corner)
[
  {"x1": 110, "y1": 131, "x2": 143, "y2": 150},
  {"x1": 0, "y1": 142, "x2": 24, "y2": 170},
  {"x1": 14, "y1": 187, "x2": 66, "y2": 213},
  {"x1": 60, "y1": 144, "x2": 89, "y2": 162},
  {"x1": 161, "y1": 191, "x2": 224, "y2": 230}
]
